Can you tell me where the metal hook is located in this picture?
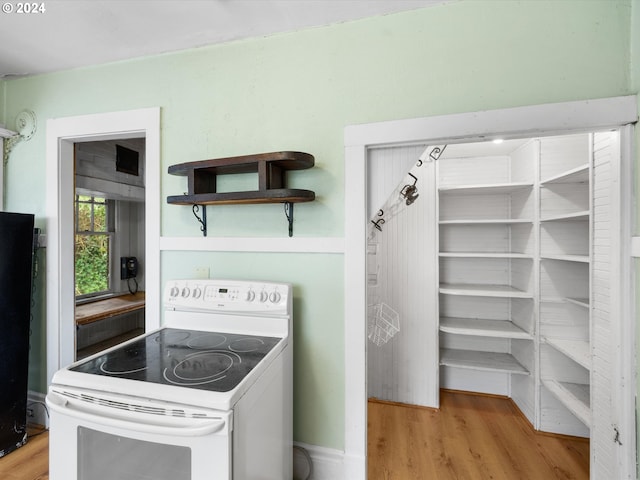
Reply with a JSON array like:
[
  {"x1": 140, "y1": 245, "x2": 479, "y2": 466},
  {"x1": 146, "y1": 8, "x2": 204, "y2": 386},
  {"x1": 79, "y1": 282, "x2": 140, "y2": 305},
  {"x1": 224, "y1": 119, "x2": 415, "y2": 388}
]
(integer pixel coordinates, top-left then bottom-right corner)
[
  {"x1": 371, "y1": 218, "x2": 385, "y2": 231},
  {"x1": 429, "y1": 145, "x2": 447, "y2": 162}
]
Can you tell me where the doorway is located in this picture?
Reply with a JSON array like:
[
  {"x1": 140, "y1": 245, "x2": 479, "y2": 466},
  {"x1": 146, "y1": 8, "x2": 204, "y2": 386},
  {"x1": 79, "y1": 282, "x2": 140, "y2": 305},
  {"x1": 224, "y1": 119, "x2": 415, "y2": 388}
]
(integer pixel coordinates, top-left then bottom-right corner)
[
  {"x1": 73, "y1": 138, "x2": 147, "y2": 359},
  {"x1": 344, "y1": 96, "x2": 637, "y2": 480},
  {"x1": 46, "y1": 108, "x2": 161, "y2": 386}
]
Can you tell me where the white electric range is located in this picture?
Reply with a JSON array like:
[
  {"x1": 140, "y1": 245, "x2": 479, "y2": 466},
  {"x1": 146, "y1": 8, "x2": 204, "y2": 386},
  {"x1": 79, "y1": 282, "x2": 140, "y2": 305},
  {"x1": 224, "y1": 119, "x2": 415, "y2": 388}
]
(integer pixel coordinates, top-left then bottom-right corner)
[{"x1": 46, "y1": 279, "x2": 293, "y2": 480}]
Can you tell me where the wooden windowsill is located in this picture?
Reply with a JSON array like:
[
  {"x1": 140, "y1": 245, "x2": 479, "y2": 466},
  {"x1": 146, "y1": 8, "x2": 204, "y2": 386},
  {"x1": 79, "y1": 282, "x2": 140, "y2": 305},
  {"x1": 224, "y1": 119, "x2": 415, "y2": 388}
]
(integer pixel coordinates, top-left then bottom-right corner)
[{"x1": 75, "y1": 291, "x2": 145, "y2": 326}]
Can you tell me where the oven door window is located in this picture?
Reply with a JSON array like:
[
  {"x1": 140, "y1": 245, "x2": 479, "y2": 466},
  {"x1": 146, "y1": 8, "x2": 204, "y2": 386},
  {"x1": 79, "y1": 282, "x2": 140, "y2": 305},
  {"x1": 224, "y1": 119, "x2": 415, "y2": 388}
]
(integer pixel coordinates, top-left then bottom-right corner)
[{"x1": 78, "y1": 427, "x2": 190, "y2": 480}]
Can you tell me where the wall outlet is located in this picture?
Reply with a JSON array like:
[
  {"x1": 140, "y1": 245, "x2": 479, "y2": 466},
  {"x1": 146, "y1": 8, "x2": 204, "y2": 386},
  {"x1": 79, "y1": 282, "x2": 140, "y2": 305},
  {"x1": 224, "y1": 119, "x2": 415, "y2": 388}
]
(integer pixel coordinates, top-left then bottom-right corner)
[{"x1": 194, "y1": 267, "x2": 210, "y2": 279}]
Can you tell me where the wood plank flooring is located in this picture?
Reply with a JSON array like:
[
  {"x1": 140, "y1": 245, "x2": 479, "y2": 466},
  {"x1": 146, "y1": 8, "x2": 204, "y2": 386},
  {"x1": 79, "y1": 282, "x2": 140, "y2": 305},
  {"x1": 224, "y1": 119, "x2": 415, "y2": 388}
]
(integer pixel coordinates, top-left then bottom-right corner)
[
  {"x1": 1, "y1": 391, "x2": 589, "y2": 480},
  {"x1": 368, "y1": 390, "x2": 589, "y2": 480},
  {"x1": 0, "y1": 427, "x2": 48, "y2": 480}
]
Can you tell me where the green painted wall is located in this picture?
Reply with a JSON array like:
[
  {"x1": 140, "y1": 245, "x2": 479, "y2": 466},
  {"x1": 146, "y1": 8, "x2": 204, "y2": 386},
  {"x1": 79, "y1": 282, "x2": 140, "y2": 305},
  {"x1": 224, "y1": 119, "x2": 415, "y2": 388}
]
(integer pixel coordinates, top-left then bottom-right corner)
[
  {"x1": 160, "y1": 251, "x2": 344, "y2": 446},
  {"x1": 0, "y1": 0, "x2": 634, "y2": 450}
]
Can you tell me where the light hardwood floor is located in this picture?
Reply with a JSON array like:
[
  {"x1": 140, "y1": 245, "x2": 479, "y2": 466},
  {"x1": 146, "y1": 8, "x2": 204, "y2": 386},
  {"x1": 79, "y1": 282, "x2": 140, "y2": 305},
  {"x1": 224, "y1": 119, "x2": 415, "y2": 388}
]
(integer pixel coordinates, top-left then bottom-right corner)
[
  {"x1": 1, "y1": 391, "x2": 588, "y2": 480},
  {"x1": 368, "y1": 390, "x2": 589, "y2": 480},
  {"x1": 0, "y1": 427, "x2": 48, "y2": 480}
]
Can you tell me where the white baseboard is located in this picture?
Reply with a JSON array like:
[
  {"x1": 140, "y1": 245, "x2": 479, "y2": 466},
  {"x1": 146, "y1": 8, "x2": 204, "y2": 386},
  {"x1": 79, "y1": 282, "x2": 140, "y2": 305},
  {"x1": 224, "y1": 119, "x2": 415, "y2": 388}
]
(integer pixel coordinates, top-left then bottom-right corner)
[
  {"x1": 293, "y1": 442, "x2": 346, "y2": 480},
  {"x1": 27, "y1": 390, "x2": 49, "y2": 429}
]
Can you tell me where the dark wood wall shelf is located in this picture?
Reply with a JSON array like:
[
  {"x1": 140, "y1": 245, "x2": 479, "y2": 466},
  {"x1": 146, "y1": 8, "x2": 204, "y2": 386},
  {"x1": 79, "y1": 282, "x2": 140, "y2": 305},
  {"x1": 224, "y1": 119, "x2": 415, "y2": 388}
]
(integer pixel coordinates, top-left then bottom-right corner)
[{"x1": 167, "y1": 151, "x2": 315, "y2": 236}]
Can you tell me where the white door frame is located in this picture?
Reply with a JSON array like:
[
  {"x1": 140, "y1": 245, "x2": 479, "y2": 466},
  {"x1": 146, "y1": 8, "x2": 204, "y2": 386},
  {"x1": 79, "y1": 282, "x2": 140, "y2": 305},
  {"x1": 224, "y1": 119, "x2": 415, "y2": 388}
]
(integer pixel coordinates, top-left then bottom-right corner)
[
  {"x1": 344, "y1": 95, "x2": 638, "y2": 479},
  {"x1": 46, "y1": 108, "x2": 161, "y2": 385},
  {"x1": 0, "y1": 125, "x2": 19, "y2": 210}
]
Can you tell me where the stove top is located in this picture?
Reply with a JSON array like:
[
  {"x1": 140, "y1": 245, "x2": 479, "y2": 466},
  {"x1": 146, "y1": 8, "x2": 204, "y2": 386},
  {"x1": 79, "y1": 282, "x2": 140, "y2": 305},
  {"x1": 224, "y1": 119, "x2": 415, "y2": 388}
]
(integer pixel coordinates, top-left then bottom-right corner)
[{"x1": 71, "y1": 328, "x2": 282, "y2": 393}]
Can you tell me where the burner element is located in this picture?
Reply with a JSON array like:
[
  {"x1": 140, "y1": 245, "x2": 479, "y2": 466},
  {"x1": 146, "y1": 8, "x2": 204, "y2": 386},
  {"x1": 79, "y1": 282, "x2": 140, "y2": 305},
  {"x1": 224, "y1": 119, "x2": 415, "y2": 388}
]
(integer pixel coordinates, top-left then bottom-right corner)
[
  {"x1": 229, "y1": 337, "x2": 265, "y2": 353},
  {"x1": 155, "y1": 330, "x2": 191, "y2": 345},
  {"x1": 164, "y1": 351, "x2": 241, "y2": 386},
  {"x1": 99, "y1": 345, "x2": 149, "y2": 375},
  {"x1": 187, "y1": 333, "x2": 227, "y2": 350}
]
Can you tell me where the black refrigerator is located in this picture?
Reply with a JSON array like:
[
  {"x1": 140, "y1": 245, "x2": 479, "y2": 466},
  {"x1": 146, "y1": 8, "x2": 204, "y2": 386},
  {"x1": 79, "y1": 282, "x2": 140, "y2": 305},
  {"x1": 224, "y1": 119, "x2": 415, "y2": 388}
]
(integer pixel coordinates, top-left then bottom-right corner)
[{"x1": 0, "y1": 212, "x2": 34, "y2": 457}]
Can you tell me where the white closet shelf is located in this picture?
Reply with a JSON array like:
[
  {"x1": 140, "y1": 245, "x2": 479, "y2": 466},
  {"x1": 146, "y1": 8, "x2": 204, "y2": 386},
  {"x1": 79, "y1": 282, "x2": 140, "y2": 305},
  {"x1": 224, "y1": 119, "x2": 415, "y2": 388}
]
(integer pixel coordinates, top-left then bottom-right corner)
[
  {"x1": 565, "y1": 297, "x2": 590, "y2": 308},
  {"x1": 439, "y1": 252, "x2": 533, "y2": 259},
  {"x1": 541, "y1": 164, "x2": 590, "y2": 185},
  {"x1": 541, "y1": 254, "x2": 589, "y2": 263},
  {"x1": 540, "y1": 211, "x2": 589, "y2": 222},
  {"x1": 438, "y1": 182, "x2": 534, "y2": 195},
  {"x1": 544, "y1": 337, "x2": 590, "y2": 370},
  {"x1": 541, "y1": 296, "x2": 590, "y2": 308},
  {"x1": 439, "y1": 219, "x2": 533, "y2": 225},
  {"x1": 439, "y1": 316, "x2": 532, "y2": 339},
  {"x1": 440, "y1": 348, "x2": 529, "y2": 375},
  {"x1": 439, "y1": 283, "x2": 533, "y2": 298},
  {"x1": 542, "y1": 379, "x2": 590, "y2": 427}
]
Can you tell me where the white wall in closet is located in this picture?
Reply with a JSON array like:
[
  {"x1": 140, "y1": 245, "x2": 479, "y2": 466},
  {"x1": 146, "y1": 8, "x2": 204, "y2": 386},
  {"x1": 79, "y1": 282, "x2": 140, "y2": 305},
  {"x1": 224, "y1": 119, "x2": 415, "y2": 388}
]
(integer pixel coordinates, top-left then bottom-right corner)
[{"x1": 366, "y1": 144, "x2": 438, "y2": 408}]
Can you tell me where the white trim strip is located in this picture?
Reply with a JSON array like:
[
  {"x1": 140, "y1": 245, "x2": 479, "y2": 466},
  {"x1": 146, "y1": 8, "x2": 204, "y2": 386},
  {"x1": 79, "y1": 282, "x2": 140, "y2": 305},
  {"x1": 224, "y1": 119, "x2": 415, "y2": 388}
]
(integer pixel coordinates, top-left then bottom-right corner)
[
  {"x1": 632, "y1": 237, "x2": 640, "y2": 258},
  {"x1": 160, "y1": 236, "x2": 345, "y2": 253},
  {"x1": 345, "y1": 95, "x2": 638, "y2": 147}
]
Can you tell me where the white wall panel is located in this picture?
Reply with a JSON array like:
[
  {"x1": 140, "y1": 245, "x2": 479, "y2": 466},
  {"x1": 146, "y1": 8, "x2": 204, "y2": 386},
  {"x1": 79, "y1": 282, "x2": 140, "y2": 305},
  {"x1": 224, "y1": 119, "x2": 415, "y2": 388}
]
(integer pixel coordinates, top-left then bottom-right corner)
[
  {"x1": 439, "y1": 224, "x2": 511, "y2": 253},
  {"x1": 367, "y1": 146, "x2": 422, "y2": 220},
  {"x1": 437, "y1": 155, "x2": 509, "y2": 187},
  {"x1": 439, "y1": 366, "x2": 509, "y2": 395},
  {"x1": 366, "y1": 144, "x2": 438, "y2": 407},
  {"x1": 440, "y1": 295, "x2": 510, "y2": 320},
  {"x1": 539, "y1": 134, "x2": 590, "y2": 181},
  {"x1": 540, "y1": 221, "x2": 589, "y2": 256},
  {"x1": 510, "y1": 140, "x2": 537, "y2": 183}
]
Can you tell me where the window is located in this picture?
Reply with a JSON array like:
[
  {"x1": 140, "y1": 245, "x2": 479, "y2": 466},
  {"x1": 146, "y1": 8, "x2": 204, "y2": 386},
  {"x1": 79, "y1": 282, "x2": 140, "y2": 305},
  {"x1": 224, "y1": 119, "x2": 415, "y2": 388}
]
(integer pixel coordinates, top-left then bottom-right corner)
[{"x1": 75, "y1": 195, "x2": 114, "y2": 298}]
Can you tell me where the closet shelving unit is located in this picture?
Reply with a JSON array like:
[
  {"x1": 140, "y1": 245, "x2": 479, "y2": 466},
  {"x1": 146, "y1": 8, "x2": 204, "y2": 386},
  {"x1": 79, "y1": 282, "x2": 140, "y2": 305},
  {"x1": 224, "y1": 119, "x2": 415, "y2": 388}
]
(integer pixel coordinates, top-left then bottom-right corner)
[
  {"x1": 437, "y1": 142, "x2": 537, "y2": 413},
  {"x1": 437, "y1": 135, "x2": 593, "y2": 435},
  {"x1": 538, "y1": 137, "x2": 591, "y2": 435}
]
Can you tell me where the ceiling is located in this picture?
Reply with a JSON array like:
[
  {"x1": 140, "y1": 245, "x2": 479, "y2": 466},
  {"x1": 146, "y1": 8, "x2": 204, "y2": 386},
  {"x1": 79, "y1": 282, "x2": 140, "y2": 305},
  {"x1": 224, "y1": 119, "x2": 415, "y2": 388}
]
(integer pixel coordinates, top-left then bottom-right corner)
[{"x1": 0, "y1": 0, "x2": 448, "y2": 79}]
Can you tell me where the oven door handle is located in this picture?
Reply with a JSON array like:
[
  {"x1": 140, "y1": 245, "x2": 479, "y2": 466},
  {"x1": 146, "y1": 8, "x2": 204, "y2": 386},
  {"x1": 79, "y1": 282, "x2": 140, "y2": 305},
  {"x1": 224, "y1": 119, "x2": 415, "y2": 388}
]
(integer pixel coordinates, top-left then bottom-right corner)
[{"x1": 47, "y1": 391, "x2": 228, "y2": 437}]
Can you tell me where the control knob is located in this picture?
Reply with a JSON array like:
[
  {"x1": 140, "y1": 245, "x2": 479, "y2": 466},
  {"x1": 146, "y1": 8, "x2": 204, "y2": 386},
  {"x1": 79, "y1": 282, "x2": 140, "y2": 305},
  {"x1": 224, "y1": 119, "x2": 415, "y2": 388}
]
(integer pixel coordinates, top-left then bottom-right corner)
[
  {"x1": 245, "y1": 290, "x2": 256, "y2": 302},
  {"x1": 170, "y1": 286, "x2": 179, "y2": 297},
  {"x1": 269, "y1": 291, "x2": 281, "y2": 304},
  {"x1": 181, "y1": 287, "x2": 190, "y2": 298},
  {"x1": 259, "y1": 290, "x2": 269, "y2": 303}
]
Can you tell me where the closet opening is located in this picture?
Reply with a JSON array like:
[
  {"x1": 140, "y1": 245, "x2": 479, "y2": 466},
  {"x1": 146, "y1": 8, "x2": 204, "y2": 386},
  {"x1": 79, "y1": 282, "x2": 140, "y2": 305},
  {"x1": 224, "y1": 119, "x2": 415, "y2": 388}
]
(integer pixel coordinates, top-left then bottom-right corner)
[
  {"x1": 344, "y1": 95, "x2": 637, "y2": 480},
  {"x1": 365, "y1": 131, "x2": 620, "y2": 477}
]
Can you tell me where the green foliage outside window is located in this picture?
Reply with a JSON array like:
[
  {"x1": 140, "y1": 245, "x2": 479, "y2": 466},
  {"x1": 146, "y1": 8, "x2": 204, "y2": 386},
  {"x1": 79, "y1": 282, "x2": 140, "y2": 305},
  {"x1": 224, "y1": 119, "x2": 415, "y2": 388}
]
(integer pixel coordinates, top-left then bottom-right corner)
[{"x1": 75, "y1": 196, "x2": 111, "y2": 296}]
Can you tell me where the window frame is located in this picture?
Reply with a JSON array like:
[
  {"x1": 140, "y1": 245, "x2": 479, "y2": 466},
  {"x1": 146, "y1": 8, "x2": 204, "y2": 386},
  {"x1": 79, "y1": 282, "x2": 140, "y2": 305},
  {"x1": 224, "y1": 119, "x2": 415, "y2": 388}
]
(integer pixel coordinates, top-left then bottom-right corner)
[{"x1": 74, "y1": 195, "x2": 116, "y2": 302}]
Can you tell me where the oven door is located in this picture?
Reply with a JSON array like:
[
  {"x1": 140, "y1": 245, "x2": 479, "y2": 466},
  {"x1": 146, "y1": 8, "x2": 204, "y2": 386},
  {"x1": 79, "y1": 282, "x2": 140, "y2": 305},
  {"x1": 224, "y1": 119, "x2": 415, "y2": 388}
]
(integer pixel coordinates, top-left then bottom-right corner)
[{"x1": 46, "y1": 387, "x2": 232, "y2": 480}]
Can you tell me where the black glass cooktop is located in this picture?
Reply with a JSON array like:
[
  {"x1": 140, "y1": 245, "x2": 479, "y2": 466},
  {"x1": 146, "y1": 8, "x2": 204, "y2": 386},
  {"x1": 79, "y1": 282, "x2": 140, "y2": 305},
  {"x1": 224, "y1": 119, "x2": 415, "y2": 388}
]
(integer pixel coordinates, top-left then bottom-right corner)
[{"x1": 71, "y1": 328, "x2": 282, "y2": 393}]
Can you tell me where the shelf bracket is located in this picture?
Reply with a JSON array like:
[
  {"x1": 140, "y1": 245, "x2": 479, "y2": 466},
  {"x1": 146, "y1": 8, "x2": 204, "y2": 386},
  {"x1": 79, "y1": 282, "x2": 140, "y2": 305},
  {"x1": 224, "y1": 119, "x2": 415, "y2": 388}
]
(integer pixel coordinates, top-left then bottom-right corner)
[
  {"x1": 192, "y1": 204, "x2": 207, "y2": 237},
  {"x1": 284, "y1": 202, "x2": 294, "y2": 237}
]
